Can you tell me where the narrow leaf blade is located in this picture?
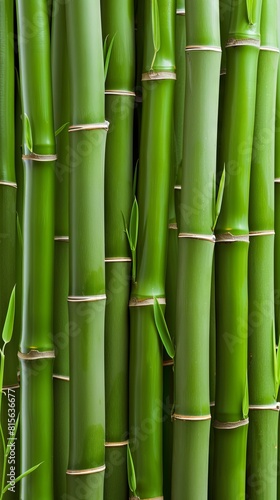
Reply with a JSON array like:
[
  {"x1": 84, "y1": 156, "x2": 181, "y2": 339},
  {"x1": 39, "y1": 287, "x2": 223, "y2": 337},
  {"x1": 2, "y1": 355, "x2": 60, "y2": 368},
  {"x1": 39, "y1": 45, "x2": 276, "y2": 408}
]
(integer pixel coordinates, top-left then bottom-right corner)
[
  {"x1": 104, "y1": 33, "x2": 117, "y2": 81},
  {"x1": 127, "y1": 445, "x2": 137, "y2": 495},
  {"x1": 24, "y1": 113, "x2": 33, "y2": 152},
  {"x1": 151, "y1": 0, "x2": 160, "y2": 69},
  {"x1": 154, "y1": 298, "x2": 175, "y2": 358},
  {"x1": 2, "y1": 286, "x2": 16, "y2": 344},
  {"x1": 1, "y1": 463, "x2": 43, "y2": 494},
  {"x1": 212, "y1": 166, "x2": 226, "y2": 231},
  {"x1": 242, "y1": 376, "x2": 249, "y2": 419},
  {"x1": 55, "y1": 122, "x2": 69, "y2": 137},
  {"x1": 246, "y1": 0, "x2": 255, "y2": 24},
  {"x1": 129, "y1": 198, "x2": 139, "y2": 251}
]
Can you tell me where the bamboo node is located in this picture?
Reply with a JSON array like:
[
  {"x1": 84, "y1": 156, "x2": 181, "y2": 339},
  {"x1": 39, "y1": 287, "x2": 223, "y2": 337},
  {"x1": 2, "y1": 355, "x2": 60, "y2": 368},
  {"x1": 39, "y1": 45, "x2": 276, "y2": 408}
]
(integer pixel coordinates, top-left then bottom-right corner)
[
  {"x1": 260, "y1": 46, "x2": 279, "y2": 53},
  {"x1": 142, "y1": 71, "x2": 176, "y2": 81},
  {"x1": 215, "y1": 233, "x2": 249, "y2": 243},
  {"x1": 2, "y1": 383, "x2": 20, "y2": 390},
  {"x1": 18, "y1": 350, "x2": 55, "y2": 361},
  {"x1": 66, "y1": 465, "x2": 106, "y2": 476},
  {"x1": 174, "y1": 185, "x2": 181, "y2": 190},
  {"x1": 213, "y1": 418, "x2": 249, "y2": 429},
  {"x1": 176, "y1": 8, "x2": 185, "y2": 15},
  {"x1": 68, "y1": 121, "x2": 109, "y2": 132},
  {"x1": 105, "y1": 257, "x2": 132, "y2": 263},
  {"x1": 105, "y1": 440, "x2": 129, "y2": 447},
  {"x1": 22, "y1": 153, "x2": 57, "y2": 162},
  {"x1": 68, "y1": 294, "x2": 106, "y2": 303},
  {"x1": 105, "y1": 90, "x2": 136, "y2": 96},
  {"x1": 226, "y1": 38, "x2": 260, "y2": 48},
  {"x1": 185, "y1": 45, "x2": 222, "y2": 53},
  {"x1": 0, "y1": 181, "x2": 17, "y2": 188},
  {"x1": 179, "y1": 233, "x2": 215, "y2": 243},
  {"x1": 249, "y1": 230, "x2": 275, "y2": 237},
  {"x1": 54, "y1": 236, "x2": 69, "y2": 242},
  {"x1": 130, "y1": 497, "x2": 163, "y2": 500},
  {"x1": 275, "y1": 178, "x2": 280, "y2": 183},
  {"x1": 172, "y1": 413, "x2": 211, "y2": 422},
  {"x1": 129, "y1": 297, "x2": 166, "y2": 307},
  {"x1": 163, "y1": 359, "x2": 174, "y2": 367},
  {"x1": 168, "y1": 223, "x2": 178, "y2": 230},
  {"x1": 53, "y1": 374, "x2": 70, "y2": 382},
  {"x1": 249, "y1": 403, "x2": 280, "y2": 411}
]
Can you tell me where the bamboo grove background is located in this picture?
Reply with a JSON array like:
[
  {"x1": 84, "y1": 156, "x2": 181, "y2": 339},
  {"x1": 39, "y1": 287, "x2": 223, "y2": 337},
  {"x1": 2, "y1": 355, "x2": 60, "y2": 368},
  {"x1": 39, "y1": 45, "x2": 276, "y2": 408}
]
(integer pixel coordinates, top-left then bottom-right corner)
[{"x1": 1, "y1": 0, "x2": 280, "y2": 499}]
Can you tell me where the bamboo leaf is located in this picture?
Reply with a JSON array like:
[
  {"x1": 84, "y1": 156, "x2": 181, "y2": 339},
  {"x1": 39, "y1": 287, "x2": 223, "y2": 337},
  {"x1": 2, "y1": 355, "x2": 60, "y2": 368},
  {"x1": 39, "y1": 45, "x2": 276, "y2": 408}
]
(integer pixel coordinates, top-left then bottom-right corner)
[
  {"x1": 103, "y1": 34, "x2": 109, "y2": 58},
  {"x1": 23, "y1": 113, "x2": 33, "y2": 152},
  {"x1": 242, "y1": 376, "x2": 249, "y2": 419},
  {"x1": 246, "y1": 0, "x2": 255, "y2": 24},
  {"x1": 150, "y1": 0, "x2": 160, "y2": 70},
  {"x1": 212, "y1": 166, "x2": 225, "y2": 231},
  {"x1": 1, "y1": 462, "x2": 43, "y2": 494},
  {"x1": 104, "y1": 33, "x2": 117, "y2": 81},
  {"x1": 274, "y1": 323, "x2": 279, "y2": 397},
  {"x1": 129, "y1": 197, "x2": 139, "y2": 251},
  {"x1": 55, "y1": 122, "x2": 69, "y2": 136},
  {"x1": 17, "y1": 214, "x2": 23, "y2": 250},
  {"x1": 133, "y1": 160, "x2": 139, "y2": 197},
  {"x1": 153, "y1": 298, "x2": 175, "y2": 358},
  {"x1": 2, "y1": 286, "x2": 16, "y2": 345},
  {"x1": 127, "y1": 445, "x2": 137, "y2": 495}
]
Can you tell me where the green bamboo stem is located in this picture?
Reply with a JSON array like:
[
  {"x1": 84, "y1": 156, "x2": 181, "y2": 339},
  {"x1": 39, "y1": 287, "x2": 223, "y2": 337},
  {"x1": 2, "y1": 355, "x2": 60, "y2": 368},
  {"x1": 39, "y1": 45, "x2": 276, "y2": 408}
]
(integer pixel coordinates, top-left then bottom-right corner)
[
  {"x1": 15, "y1": 0, "x2": 55, "y2": 497},
  {"x1": 129, "y1": 1, "x2": 175, "y2": 498},
  {"x1": 172, "y1": 1, "x2": 220, "y2": 498},
  {"x1": 275, "y1": 0, "x2": 280, "y2": 349},
  {"x1": 65, "y1": 1, "x2": 107, "y2": 498},
  {"x1": 247, "y1": 1, "x2": 279, "y2": 497},
  {"x1": 213, "y1": 2, "x2": 262, "y2": 499},
  {"x1": 101, "y1": 1, "x2": 134, "y2": 497},
  {"x1": 51, "y1": 1, "x2": 70, "y2": 497},
  {"x1": 0, "y1": 4, "x2": 19, "y2": 497}
]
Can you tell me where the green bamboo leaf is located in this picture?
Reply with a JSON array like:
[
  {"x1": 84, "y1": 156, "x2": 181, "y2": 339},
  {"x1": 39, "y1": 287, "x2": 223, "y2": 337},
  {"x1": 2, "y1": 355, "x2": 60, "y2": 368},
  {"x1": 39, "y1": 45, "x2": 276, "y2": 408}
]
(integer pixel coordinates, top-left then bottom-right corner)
[
  {"x1": 242, "y1": 376, "x2": 249, "y2": 419},
  {"x1": 23, "y1": 113, "x2": 33, "y2": 152},
  {"x1": 274, "y1": 324, "x2": 279, "y2": 397},
  {"x1": 55, "y1": 122, "x2": 69, "y2": 136},
  {"x1": 16, "y1": 213, "x2": 23, "y2": 250},
  {"x1": 2, "y1": 286, "x2": 16, "y2": 345},
  {"x1": 133, "y1": 160, "x2": 139, "y2": 197},
  {"x1": 246, "y1": 0, "x2": 255, "y2": 24},
  {"x1": 103, "y1": 34, "x2": 109, "y2": 58},
  {"x1": 127, "y1": 445, "x2": 137, "y2": 495},
  {"x1": 151, "y1": 0, "x2": 160, "y2": 70},
  {"x1": 129, "y1": 197, "x2": 139, "y2": 251},
  {"x1": 212, "y1": 166, "x2": 225, "y2": 231},
  {"x1": 153, "y1": 298, "x2": 175, "y2": 358},
  {"x1": 1, "y1": 462, "x2": 43, "y2": 494},
  {"x1": 104, "y1": 33, "x2": 117, "y2": 81}
]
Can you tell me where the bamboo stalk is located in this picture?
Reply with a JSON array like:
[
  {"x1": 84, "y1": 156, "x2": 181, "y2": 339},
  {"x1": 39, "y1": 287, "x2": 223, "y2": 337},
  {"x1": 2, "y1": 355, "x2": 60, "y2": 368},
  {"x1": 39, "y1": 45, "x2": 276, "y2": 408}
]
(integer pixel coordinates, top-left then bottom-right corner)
[
  {"x1": 171, "y1": 1, "x2": 221, "y2": 498},
  {"x1": 0, "y1": 4, "x2": 19, "y2": 497},
  {"x1": 65, "y1": 1, "x2": 107, "y2": 498},
  {"x1": 213, "y1": 2, "x2": 263, "y2": 499},
  {"x1": 15, "y1": 0, "x2": 56, "y2": 497},
  {"x1": 101, "y1": 1, "x2": 135, "y2": 497},
  {"x1": 129, "y1": 1, "x2": 175, "y2": 498},
  {"x1": 246, "y1": 1, "x2": 279, "y2": 498},
  {"x1": 51, "y1": 1, "x2": 70, "y2": 497}
]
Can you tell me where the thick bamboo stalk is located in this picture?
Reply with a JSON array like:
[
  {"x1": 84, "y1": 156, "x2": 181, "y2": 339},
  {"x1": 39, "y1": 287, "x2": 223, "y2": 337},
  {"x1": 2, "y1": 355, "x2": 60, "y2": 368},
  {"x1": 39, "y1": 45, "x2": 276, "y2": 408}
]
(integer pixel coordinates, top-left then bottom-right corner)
[
  {"x1": 51, "y1": 1, "x2": 70, "y2": 498},
  {"x1": 171, "y1": 1, "x2": 221, "y2": 498},
  {"x1": 65, "y1": 1, "x2": 107, "y2": 498},
  {"x1": 246, "y1": 1, "x2": 279, "y2": 498},
  {"x1": 213, "y1": 2, "x2": 263, "y2": 499},
  {"x1": 101, "y1": 1, "x2": 135, "y2": 497},
  {"x1": 15, "y1": 0, "x2": 55, "y2": 497},
  {"x1": 129, "y1": 1, "x2": 175, "y2": 498}
]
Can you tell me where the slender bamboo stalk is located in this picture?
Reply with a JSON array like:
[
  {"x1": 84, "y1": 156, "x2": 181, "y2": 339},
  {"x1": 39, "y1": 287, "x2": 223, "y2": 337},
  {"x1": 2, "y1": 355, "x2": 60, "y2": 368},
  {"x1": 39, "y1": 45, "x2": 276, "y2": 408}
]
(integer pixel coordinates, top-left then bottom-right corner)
[
  {"x1": 213, "y1": 2, "x2": 263, "y2": 499},
  {"x1": 51, "y1": 1, "x2": 70, "y2": 497},
  {"x1": 0, "y1": 4, "x2": 19, "y2": 497},
  {"x1": 101, "y1": 1, "x2": 134, "y2": 498},
  {"x1": 65, "y1": 1, "x2": 107, "y2": 498},
  {"x1": 275, "y1": 0, "x2": 280, "y2": 350},
  {"x1": 246, "y1": 1, "x2": 279, "y2": 498},
  {"x1": 15, "y1": 0, "x2": 56, "y2": 497},
  {"x1": 171, "y1": 2, "x2": 220, "y2": 498},
  {"x1": 129, "y1": 1, "x2": 175, "y2": 498}
]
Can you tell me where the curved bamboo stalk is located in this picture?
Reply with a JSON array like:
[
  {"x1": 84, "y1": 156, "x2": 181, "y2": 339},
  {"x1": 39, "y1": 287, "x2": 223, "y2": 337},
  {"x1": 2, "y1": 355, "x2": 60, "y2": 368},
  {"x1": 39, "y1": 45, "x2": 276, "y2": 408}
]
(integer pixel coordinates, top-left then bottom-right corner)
[
  {"x1": 51, "y1": 1, "x2": 70, "y2": 498},
  {"x1": 65, "y1": 1, "x2": 107, "y2": 498},
  {"x1": 213, "y1": 2, "x2": 263, "y2": 499},
  {"x1": 129, "y1": 1, "x2": 176, "y2": 498},
  {"x1": 15, "y1": 0, "x2": 56, "y2": 497},
  {"x1": 101, "y1": 1, "x2": 135, "y2": 498}
]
